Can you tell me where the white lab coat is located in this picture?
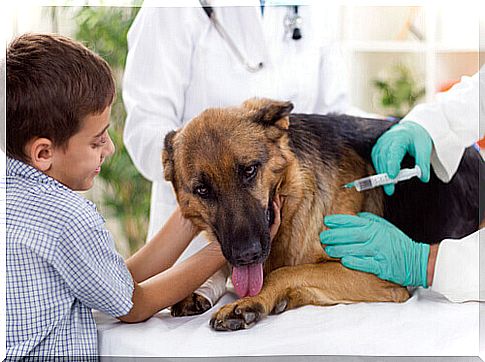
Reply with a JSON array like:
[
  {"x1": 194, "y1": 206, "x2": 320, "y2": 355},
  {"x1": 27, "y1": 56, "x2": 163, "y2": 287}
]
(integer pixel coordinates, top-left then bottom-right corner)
[
  {"x1": 123, "y1": 1, "x2": 349, "y2": 245},
  {"x1": 401, "y1": 67, "x2": 484, "y2": 302}
]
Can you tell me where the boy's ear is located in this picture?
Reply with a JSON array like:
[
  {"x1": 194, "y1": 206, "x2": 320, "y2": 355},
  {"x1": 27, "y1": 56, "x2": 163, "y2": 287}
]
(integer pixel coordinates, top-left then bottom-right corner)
[
  {"x1": 162, "y1": 130, "x2": 178, "y2": 183},
  {"x1": 26, "y1": 138, "x2": 54, "y2": 172}
]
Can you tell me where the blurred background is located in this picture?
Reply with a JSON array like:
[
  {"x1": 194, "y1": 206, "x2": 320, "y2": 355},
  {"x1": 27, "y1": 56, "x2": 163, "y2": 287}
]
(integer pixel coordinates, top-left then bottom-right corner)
[{"x1": 3, "y1": 1, "x2": 484, "y2": 257}]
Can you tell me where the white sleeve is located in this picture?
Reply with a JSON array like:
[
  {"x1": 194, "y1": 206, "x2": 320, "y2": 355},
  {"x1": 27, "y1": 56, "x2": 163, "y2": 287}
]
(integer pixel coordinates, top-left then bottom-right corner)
[
  {"x1": 194, "y1": 264, "x2": 231, "y2": 307},
  {"x1": 122, "y1": 5, "x2": 203, "y2": 182},
  {"x1": 314, "y1": 43, "x2": 350, "y2": 115},
  {"x1": 401, "y1": 67, "x2": 483, "y2": 182},
  {"x1": 430, "y1": 229, "x2": 484, "y2": 303}
]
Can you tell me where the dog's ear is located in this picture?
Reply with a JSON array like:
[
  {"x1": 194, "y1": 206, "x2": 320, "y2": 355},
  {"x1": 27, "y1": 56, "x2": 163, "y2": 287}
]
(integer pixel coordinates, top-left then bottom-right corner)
[
  {"x1": 162, "y1": 130, "x2": 178, "y2": 183},
  {"x1": 243, "y1": 98, "x2": 293, "y2": 130}
]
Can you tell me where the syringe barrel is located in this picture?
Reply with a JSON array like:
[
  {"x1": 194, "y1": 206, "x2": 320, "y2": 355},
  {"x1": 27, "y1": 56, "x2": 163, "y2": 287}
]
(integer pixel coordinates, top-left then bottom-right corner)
[
  {"x1": 354, "y1": 173, "x2": 390, "y2": 191},
  {"x1": 354, "y1": 166, "x2": 421, "y2": 191}
]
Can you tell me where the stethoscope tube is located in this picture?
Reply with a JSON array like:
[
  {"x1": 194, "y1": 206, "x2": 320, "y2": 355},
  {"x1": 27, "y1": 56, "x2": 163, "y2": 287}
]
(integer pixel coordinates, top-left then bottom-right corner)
[
  {"x1": 201, "y1": 2, "x2": 263, "y2": 72},
  {"x1": 199, "y1": 1, "x2": 302, "y2": 73}
]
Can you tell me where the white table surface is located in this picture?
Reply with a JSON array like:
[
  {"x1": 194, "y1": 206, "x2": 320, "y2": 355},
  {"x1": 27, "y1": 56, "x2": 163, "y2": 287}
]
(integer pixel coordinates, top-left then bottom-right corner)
[{"x1": 95, "y1": 288, "x2": 480, "y2": 359}]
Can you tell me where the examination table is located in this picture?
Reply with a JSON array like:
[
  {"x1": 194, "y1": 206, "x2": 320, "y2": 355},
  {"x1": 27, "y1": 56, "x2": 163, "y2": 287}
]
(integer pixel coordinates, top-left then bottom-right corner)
[{"x1": 95, "y1": 287, "x2": 480, "y2": 358}]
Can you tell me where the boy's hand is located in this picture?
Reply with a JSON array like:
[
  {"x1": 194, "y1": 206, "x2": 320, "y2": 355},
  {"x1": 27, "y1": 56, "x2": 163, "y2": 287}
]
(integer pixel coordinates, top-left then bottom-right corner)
[
  {"x1": 269, "y1": 195, "x2": 284, "y2": 241},
  {"x1": 174, "y1": 206, "x2": 200, "y2": 240}
]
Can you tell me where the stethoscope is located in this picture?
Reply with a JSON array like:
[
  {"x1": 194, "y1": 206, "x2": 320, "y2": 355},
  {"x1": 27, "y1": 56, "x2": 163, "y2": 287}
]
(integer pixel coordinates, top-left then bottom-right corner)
[{"x1": 199, "y1": 0, "x2": 302, "y2": 73}]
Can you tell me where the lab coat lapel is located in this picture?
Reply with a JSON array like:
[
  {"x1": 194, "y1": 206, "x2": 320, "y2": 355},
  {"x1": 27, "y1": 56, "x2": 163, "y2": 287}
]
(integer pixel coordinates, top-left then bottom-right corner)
[{"x1": 211, "y1": 2, "x2": 268, "y2": 69}]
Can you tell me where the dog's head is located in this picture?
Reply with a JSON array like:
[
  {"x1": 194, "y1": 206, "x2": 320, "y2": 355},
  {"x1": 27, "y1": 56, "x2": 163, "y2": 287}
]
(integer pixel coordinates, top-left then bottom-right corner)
[{"x1": 163, "y1": 98, "x2": 293, "y2": 297}]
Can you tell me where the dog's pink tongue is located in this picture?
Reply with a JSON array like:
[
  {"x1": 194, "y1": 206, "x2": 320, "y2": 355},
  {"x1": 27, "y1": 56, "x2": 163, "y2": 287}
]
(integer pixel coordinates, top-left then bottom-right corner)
[{"x1": 232, "y1": 263, "x2": 263, "y2": 298}]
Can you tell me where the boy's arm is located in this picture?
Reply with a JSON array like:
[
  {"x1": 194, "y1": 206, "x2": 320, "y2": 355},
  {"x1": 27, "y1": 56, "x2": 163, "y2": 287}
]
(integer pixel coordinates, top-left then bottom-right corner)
[
  {"x1": 126, "y1": 207, "x2": 199, "y2": 283},
  {"x1": 119, "y1": 241, "x2": 226, "y2": 323}
]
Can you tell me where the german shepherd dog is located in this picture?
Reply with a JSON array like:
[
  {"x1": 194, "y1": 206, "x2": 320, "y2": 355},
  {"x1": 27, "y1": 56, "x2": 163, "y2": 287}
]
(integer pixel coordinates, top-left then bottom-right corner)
[{"x1": 162, "y1": 98, "x2": 484, "y2": 331}]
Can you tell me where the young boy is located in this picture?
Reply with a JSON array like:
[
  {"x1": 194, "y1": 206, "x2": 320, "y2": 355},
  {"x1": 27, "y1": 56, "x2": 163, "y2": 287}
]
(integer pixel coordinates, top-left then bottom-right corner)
[{"x1": 5, "y1": 33, "x2": 280, "y2": 359}]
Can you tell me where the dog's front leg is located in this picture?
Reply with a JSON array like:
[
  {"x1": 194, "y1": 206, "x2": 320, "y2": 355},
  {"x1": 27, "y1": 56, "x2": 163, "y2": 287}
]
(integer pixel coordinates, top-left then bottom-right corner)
[
  {"x1": 210, "y1": 261, "x2": 409, "y2": 331},
  {"x1": 171, "y1": 264, "x2": 230, "y2": 317}
]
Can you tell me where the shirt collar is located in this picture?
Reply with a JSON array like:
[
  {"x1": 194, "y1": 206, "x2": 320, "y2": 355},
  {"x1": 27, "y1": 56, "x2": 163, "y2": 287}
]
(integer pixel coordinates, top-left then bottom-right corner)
[
  {"x1": 7, "y1": 157, "x2": 70, "y2": 192},
  {"x1": 6, "y1": 157, "x2": 98, "y2": 211}
]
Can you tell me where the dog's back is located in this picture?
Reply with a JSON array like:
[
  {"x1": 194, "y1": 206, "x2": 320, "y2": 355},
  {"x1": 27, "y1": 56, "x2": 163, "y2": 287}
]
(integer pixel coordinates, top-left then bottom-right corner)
[
  {"x1": 288, "y1": 113, "x2": 484, "y2": 244},
  {"x1": 385, "y1": 147, "x2": 483, "y2": 243}
]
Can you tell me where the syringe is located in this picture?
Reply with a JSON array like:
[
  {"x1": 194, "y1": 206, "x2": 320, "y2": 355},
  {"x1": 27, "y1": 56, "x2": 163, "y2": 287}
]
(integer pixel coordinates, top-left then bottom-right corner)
[{"x1": 344, "y1": 165, "x2": 422, "y2": 192}]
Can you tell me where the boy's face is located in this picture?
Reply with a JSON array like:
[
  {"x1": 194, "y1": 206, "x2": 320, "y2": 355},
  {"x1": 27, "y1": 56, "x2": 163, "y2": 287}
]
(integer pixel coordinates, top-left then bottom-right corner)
[{"x1": 49, "y1": 106, "x2": 115, "y2": 191}]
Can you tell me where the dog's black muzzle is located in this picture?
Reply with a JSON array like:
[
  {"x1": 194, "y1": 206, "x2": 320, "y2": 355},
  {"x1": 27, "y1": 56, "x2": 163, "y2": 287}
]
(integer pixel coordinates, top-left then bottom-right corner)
[{"x1": 215, "y1": 195, "x2": 274, "y2": 267}]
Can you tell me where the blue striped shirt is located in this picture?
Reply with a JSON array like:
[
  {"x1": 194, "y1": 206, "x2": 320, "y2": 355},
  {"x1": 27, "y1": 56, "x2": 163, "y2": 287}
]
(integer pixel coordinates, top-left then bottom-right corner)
[{"x1": 6, "y1": 158, "x2": 134, "y2": 359}]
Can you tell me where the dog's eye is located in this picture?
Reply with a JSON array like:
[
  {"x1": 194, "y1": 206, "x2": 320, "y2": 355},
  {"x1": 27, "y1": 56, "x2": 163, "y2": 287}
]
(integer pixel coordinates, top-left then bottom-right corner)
[
  {"x1": 243, "y1": 164, "x2": 258, "y2": 181},
  {"x1": 194, "y1": 185, "x2": 209, "y2": 198}
]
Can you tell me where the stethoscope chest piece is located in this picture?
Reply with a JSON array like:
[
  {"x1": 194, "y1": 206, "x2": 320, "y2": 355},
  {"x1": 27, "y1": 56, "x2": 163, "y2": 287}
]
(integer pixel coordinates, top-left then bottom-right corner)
[{"x1": 284, "y1": 6, "x2": 302, "y2": 40}]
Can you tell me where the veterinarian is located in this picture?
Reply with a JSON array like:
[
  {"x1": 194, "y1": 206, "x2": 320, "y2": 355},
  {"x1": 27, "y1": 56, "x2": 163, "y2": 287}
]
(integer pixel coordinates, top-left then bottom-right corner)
[
  {"x1": 321, "y1": 67, "x2": 484, "y2": 303},
  {"x1": 123, "y1": 1, "x2": 350, "y2": 303}
]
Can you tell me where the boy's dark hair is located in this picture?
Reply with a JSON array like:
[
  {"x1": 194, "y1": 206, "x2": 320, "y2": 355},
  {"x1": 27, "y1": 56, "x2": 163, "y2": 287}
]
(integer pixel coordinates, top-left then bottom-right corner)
[{"x1": 6, "y1": 33, "x2": 115, "y2": 162}]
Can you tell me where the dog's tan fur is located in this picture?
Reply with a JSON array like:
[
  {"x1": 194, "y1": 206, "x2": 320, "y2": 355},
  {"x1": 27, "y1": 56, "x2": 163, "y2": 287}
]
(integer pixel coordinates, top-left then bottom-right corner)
[{"x1": 163, "y1": 98, "x2": 409, "y2": 331}]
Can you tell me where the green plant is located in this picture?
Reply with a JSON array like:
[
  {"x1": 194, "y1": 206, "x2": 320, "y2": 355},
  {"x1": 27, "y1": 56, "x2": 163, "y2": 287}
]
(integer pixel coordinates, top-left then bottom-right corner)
[
  {"x1": 373, "y1": 64, "x2": 425, "y2": 118},
  {"x1": 74, "y1": 6, "x2": 150, "y2": 254}
]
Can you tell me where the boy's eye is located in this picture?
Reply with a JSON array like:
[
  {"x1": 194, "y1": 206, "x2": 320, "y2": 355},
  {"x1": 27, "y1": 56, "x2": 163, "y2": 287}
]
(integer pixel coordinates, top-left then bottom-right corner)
[{"x1": 92, "y1": 134, "x2": 108, "y2": 148}]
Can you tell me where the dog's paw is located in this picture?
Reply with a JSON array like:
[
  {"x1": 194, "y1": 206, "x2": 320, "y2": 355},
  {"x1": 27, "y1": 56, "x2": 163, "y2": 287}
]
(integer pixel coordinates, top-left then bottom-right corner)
[
  {"x1": 171, "y1": 293, "x2": 212, "y2": 317},
  {"x1": 393, "y1": 287, "x2": 411, "y2": 303},
  {"x1": 271, "y1": 297, "x2": 288, "y2": 314},
  {"x1": 209, "y1": 299, "x2": 265, "y2": 331}
]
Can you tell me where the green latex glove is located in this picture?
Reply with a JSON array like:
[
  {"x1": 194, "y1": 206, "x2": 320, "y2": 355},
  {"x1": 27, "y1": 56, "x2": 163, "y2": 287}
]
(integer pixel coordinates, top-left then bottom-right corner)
[
  {"x1": 320, "y1": 212, "x2": 430, "y2": 287},
  {"x1": 371, "y1": 121, "x2": 432, "y2": 196}
]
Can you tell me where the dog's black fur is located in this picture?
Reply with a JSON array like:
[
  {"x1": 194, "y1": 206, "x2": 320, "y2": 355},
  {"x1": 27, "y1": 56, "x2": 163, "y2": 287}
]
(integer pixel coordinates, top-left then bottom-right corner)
[{"x1": 288, "y1": 113, "x2": 484, "y2": 244}]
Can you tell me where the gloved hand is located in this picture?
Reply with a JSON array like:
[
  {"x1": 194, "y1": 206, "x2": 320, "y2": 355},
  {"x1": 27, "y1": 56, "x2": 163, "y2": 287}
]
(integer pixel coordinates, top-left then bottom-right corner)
[
  {"x1": 371, "y1": 121, "x2": 432, "y2": 196},
  {"x1": 320, "y1": 212, "x2": 430, "y2": 287}
]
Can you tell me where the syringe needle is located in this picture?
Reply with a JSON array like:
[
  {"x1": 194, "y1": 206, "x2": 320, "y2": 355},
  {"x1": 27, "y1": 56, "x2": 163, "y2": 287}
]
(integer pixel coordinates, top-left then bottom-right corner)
[{"x1": 343, "y1": 182, "x2": 354, "y2": 189}]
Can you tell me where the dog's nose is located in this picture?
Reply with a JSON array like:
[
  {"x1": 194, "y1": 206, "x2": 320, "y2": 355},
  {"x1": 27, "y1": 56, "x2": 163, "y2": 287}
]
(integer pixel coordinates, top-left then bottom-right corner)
[{"x1": 234, "y1": 241, "x2": 262, "y2": 265}]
